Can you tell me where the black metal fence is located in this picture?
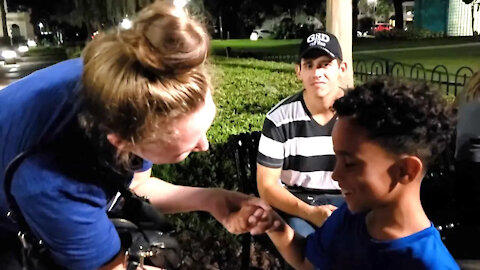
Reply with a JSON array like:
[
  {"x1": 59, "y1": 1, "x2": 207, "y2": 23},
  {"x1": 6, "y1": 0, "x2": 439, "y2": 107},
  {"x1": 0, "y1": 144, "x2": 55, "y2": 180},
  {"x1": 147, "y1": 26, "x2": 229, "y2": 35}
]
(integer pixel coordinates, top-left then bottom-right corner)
[
  {"x1": 232, "y1": 53, "x2": 475, "y2": 96},
  {"x1": 353, "y1": 58, "x2": 474, "y2": 96}
]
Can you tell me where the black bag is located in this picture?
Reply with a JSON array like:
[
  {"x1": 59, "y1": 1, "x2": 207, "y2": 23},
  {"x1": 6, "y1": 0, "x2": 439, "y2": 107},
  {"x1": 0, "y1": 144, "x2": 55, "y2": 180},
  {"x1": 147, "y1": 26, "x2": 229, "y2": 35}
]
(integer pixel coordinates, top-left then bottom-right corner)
[
  {"x1": 3, "y1": 149, "x2": 181, "y2": 270},
  {"x1": 108, "y1": 188, "x2": 181, "y2": 270}
]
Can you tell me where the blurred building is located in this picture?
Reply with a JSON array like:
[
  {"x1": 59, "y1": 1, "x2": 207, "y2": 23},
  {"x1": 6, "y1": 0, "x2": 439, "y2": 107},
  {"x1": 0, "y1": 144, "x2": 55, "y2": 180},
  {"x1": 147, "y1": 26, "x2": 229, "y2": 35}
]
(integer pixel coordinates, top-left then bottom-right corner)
[
  {"x1": 403, "y1": 1, "x2": 415, "y2": 27},
  {"x1": 414, "y1": 0, "x2": 480, "y2": 36},
  {"x1": 447, "y1": 0, "x2": 480, "y2": 36},
  {"x1": 0, "y1": 11, "x2": 35, "y2": 42}
]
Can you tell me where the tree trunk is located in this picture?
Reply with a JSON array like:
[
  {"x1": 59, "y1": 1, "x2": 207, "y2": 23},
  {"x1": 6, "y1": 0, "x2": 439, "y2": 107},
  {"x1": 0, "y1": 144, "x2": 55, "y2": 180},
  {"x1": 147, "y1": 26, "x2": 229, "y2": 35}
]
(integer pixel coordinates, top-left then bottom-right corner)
[
  {"x1": 352, "y1": 0, "x2": 359, "y2": 38},
  {"x1": 0, "y1": 0, "x2": 9, "y2": 43},
  {"x1": 326, "y1": 0, "x2": 354, "y2": 88},
  {"x1": 393, "y1": 0, "x2": 403, "y2": 29}
]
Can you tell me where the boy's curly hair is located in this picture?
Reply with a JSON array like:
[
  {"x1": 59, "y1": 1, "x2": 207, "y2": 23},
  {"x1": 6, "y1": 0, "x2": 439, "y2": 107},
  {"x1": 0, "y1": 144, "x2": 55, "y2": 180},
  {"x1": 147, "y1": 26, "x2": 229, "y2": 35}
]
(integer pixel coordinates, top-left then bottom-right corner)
[{"x1": 333, "y1": 77, "x2": 455, "y2": 168}]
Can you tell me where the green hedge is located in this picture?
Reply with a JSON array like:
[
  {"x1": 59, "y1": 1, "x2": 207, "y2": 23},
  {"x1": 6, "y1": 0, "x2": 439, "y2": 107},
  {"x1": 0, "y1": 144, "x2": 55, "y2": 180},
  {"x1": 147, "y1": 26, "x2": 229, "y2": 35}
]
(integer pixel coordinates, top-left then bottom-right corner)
[
  {"x1": 374, "y1": 28, "x2": 446, "y2": 40},
  {"x1": 153, "y1": 57, "x2": 300, "y2": 269}
]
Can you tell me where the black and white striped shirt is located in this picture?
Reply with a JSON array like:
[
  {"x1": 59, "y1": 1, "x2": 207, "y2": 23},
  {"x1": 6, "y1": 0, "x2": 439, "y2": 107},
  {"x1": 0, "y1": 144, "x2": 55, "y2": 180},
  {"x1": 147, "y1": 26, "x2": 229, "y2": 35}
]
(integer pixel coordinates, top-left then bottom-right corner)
[{"x1": 257, "y1": 91, "x2": 339, "y2": 190}]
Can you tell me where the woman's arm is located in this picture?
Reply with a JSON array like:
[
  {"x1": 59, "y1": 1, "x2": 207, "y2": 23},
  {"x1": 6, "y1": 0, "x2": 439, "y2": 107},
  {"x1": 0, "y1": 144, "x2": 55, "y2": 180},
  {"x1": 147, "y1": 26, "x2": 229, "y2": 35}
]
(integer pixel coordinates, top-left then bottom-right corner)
[{"x1": 130, "y1": 172, "x2": 281, "y2": 234}]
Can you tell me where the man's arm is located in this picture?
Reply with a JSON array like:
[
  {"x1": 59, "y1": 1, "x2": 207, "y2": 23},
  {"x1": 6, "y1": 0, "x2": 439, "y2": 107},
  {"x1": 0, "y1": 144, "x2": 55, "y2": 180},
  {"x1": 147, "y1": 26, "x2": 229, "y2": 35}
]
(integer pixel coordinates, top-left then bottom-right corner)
[{"x1": 257, "y1": 164, "x2": 334, "y2": 227}]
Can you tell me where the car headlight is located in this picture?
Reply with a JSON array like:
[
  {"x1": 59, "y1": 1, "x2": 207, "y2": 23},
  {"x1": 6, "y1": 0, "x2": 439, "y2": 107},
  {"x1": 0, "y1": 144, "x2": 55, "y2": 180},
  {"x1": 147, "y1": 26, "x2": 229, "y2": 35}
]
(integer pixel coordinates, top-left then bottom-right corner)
[
  {"x1": 27, "y1": 39, "x2": 37, "y2": 47},
  {"x1": 250, "y1": 32, "x2": 258, "y2": 41},
  {"x1": 1, "y1": 50, "x2": 17, "y2": 59},
  {"x1": 17, "y1": 45, "x2": 29, "y2": 53}
]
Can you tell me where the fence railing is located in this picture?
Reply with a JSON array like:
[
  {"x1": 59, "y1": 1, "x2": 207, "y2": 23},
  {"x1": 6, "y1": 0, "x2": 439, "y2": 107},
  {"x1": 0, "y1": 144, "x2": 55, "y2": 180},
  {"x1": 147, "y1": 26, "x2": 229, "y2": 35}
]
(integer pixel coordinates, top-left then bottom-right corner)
[
  {"x1": 353, "y1": 58, "x2": 474, "y2": 96},
  {"x1": 227, "y1": 52, "x2": 474, "y2": 96}
]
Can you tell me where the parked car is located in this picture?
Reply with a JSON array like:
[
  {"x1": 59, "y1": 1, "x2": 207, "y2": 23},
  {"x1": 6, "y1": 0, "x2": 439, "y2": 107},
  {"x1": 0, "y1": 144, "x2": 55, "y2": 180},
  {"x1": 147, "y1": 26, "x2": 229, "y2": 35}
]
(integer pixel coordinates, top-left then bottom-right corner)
[
  {"x1": 0, "y1": 42, "x2": 30, "y2": 65},
  {"x1": 372, "y1": 23, "x2": 392, "y2": 33},
  {"x1": 0, "y1": 46, "x2": 18, "y2": 65},
  {"x1": 250, "y1": 29, "x2": 274, "y2": 40},
  {"x1": 356, "y1": 30, "x2": 369, "y2": 37}
]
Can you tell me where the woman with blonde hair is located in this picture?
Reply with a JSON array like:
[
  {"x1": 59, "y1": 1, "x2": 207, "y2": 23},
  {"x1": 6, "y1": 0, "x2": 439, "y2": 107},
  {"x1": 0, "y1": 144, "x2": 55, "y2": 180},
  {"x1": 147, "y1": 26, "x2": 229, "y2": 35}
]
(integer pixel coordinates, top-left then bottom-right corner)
[
  {"x1": 0, "y1": 1, "x2": 278, "y2": 269},
  {"x1": 453, "y1": 71, "x2": 480, "y2": 258}
]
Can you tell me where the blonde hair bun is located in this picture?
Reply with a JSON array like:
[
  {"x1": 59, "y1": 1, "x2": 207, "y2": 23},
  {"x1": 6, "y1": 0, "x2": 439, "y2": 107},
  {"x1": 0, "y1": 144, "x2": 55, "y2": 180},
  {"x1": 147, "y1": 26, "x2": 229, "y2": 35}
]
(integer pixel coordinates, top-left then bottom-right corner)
[{"x1": 121, "y1": 1, "x2": 209, "y2": 74}]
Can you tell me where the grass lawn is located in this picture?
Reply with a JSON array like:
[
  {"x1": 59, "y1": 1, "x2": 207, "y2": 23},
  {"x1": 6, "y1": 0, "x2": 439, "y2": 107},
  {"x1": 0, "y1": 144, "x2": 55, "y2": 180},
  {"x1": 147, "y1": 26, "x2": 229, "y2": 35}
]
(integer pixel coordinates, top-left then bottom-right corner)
[
  {"x1": 211, "y1": 36, "x2": 480, "y2": 55},
  {"x1": 353, "y1": 43, "x2": 480, "y2": 96},
  {"x1": 354, "y1": 43, "x2": 480, "y2": 72},
  {"x1": 352, "y1": 36, "x2": 480, "y2": 51},
  {"x1": 211, "y1": 38, "x2": 480, "y2": 91},
  {"x1": 211, "y1": 39, "x2": 300, "y2": 56}
]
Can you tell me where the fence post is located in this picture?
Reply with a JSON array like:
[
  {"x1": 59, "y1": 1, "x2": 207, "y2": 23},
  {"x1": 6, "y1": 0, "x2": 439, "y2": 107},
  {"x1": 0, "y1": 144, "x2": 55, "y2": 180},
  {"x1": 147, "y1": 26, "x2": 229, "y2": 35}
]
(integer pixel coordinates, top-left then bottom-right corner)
[{"x1": 225, "y1": 47, "x2": 232, "y2": 58}]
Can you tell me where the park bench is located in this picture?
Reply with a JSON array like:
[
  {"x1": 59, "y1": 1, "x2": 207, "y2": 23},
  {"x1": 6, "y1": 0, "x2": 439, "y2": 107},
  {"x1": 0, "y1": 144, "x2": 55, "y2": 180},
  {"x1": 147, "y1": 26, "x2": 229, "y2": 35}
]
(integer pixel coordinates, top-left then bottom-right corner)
[{"x1": 230, "y1": 131, "x2": 287, "y2": 269}]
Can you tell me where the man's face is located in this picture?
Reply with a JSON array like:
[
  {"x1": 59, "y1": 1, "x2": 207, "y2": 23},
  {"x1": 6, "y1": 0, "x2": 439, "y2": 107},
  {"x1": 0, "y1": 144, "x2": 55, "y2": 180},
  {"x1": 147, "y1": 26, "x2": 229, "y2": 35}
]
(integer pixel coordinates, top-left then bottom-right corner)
[
  {"x1": 296, "y1": 55, "x2": 344, "y2": 98},
  {"x1": 331, "y1": 117, "x2": 399, "y2": 213},
  {"x1": 131, "y1": 92, "x2": 217, "y2": 164}
]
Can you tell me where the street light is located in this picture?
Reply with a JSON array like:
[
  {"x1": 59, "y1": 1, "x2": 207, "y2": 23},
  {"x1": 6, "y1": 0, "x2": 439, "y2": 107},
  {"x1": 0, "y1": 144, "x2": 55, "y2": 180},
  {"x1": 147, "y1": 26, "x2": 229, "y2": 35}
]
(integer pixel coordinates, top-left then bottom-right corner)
[
  {"x1": 38, "y1": 22, "x2": 44, "y2": 34},
  {"x1": 120, "y1": 18, "x2": 132, "y2": 29},
  {"x1": 173, "y1": 0, "x2": 189, "y2": 9}
]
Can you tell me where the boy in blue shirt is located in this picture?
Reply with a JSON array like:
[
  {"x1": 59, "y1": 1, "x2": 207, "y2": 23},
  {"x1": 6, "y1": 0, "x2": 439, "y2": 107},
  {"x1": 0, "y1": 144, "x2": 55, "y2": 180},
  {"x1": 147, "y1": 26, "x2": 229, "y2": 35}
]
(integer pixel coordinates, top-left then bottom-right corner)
[{"x1": 265, "y1": 78, "x2": 460, "y2": 269}]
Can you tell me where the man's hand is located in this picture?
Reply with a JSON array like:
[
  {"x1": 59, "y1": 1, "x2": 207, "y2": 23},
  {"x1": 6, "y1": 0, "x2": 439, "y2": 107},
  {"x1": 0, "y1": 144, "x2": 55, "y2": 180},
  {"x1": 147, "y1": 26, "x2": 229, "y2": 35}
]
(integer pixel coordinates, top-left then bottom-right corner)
[
  {"x1": 306, "y1": 204, "x2": 337, "y2": 227},
  {"x1": 208, "y1": 189, "x2": 283, "y2": 234}
]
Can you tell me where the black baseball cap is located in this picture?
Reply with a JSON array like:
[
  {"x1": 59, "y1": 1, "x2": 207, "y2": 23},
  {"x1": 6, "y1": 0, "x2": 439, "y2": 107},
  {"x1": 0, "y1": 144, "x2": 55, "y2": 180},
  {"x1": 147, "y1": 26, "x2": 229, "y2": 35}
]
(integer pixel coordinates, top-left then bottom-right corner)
[{"x1": 298, "y1": 31, "x2": 343, "y2": 62}]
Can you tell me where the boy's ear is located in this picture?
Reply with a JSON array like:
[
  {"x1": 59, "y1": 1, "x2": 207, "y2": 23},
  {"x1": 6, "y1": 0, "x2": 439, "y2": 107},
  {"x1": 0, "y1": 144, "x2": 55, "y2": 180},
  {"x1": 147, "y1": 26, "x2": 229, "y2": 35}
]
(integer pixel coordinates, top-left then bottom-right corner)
[
  {"x1": 295, "y1": 64, "x2": 302, "y2": 80},
  {"x1": 107, "y1": 133, "x2": 127, "y2": 150},
  {"x1": 395, "y1": 156, "x2": 423, "y2": 184}
]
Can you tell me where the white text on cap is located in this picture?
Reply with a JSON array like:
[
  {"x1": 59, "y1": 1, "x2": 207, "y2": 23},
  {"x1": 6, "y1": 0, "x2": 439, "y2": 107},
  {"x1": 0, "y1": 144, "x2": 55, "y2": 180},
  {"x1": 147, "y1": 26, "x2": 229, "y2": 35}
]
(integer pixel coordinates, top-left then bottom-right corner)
[{"x1": 307, "y1": 33, "x2": 330, "y2": 47}]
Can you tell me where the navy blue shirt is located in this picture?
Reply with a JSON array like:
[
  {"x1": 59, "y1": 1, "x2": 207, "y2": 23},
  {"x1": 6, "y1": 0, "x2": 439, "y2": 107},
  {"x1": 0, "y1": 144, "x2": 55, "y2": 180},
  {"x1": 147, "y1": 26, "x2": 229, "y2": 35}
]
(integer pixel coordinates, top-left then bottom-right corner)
[
  {"x1": 0, "y1": 59, "x2": 152, "y2": 269},
  {"x1": 305, "y1": 204, "x2": 459, "y2": 270}
]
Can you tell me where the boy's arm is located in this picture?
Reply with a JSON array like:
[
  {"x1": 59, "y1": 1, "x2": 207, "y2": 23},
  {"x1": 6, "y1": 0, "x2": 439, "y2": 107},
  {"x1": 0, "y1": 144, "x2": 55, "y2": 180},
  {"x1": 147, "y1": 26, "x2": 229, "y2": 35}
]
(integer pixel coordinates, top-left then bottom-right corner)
[
  {"x1": 257, "y1": 164, "x2": 334, "y2": 227},
  {"x1": 266, "y1": 219, "x2": 314, "y2": 270}
]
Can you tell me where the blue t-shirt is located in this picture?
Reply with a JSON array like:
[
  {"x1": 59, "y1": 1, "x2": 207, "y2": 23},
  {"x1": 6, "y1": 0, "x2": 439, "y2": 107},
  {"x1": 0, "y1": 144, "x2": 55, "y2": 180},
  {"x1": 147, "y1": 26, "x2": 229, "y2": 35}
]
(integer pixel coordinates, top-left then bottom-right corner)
[
  {"x1": 305, "y1": 204, "x2": 459, "y2": 270},
  {"x1": 0, "y1": 59, "x2": 152, "y2": 269}
]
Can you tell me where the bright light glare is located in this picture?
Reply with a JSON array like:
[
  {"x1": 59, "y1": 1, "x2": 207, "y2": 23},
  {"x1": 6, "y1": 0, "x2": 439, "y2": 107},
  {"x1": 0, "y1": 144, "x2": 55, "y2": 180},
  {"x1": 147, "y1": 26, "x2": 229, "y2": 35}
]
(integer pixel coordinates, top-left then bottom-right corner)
[
  {"x1": 18, "y1": 46, "x2": 29, "y2": 53},
  {"x1": 120, "y1": 18, "x2": 132, "y2": 29},
  {"x1": 2, "y1": 50, "x2": 17, "y2": 59},
  {"x1": 173, "y1": 0, "x2": 189, "y2": 8},
  {"x1": 250, "y1": 32, "x2": 258, "y2": 41},
  {"x1": 27, "y1": 39, "x2": 37, "y2": 47}
]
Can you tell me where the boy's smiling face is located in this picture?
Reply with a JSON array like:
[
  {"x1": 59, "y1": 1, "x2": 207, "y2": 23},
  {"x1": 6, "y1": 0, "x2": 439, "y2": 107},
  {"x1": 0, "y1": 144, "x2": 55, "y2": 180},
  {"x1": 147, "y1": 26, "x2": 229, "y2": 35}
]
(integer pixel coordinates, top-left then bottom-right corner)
[{"x1": 331, "y1": 116, "x2": 400, "y2": 213}]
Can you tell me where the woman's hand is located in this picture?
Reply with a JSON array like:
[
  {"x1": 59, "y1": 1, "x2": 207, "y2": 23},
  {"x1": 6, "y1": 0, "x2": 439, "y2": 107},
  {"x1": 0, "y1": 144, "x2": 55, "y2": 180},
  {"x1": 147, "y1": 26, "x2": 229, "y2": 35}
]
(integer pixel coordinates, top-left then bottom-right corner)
[{"x1": 207, "y1": 189, "x2": 283, "y2": 234}]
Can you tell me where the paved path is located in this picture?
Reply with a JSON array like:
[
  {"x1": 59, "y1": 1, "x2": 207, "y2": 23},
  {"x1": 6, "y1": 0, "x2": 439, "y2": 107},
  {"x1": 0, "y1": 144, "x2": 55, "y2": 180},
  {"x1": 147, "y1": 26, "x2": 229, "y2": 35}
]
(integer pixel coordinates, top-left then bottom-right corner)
[
  {"x1": 0, "y1": 57, "x2": 63, "y2": 90},
  {"x1": 355, "y1": 42, "x2": 480, "y2": 54}
]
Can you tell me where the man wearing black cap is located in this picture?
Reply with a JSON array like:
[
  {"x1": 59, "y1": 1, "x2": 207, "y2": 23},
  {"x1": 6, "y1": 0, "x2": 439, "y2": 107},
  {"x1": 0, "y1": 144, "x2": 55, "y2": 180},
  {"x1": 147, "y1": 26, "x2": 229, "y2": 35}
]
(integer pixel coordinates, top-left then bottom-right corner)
[{"x1": 257, "y1": 31, "x2": 347, "y2": 237}]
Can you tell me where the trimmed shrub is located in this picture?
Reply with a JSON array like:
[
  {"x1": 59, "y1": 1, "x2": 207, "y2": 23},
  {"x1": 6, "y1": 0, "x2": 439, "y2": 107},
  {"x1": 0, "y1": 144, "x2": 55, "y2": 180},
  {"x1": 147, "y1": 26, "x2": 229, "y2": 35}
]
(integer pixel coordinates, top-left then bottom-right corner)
[{"x1": 374, "y1": 28, "x2": 445, "y2": 40}]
